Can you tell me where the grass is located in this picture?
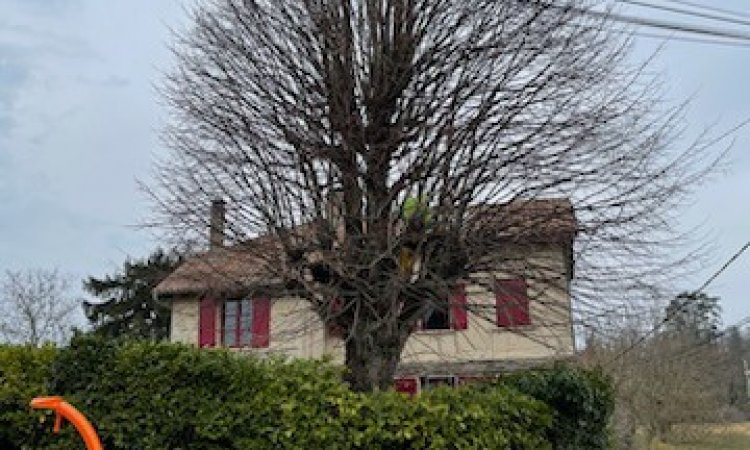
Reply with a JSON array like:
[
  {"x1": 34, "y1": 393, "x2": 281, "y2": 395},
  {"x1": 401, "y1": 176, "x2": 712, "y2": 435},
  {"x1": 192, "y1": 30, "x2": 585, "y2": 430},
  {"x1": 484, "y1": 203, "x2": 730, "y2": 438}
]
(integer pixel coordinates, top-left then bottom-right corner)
[{"x1": 648, "y1": 423, "x2": 750, "y2": 450}]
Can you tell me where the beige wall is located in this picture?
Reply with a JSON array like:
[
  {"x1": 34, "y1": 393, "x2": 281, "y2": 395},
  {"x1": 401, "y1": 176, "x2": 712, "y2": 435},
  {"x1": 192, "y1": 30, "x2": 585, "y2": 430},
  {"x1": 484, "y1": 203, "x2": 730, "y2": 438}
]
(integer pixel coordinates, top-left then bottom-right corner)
[
  {"x1": 169, "y1": 243, "x2": 573, "y2": 365},
  {"x1": 169, "y1": 293, "x2": 343, "y2": 361},
  {"x1": 171, "y1": 298, "x2": 199, "y2": 345}
]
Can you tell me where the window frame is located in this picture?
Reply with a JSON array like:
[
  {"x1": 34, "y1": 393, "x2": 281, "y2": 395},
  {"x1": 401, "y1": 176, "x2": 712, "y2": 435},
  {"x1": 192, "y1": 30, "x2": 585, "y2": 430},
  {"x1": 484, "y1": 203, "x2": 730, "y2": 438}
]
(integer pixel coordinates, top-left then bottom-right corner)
[
  {"x1": 416, "y1": 284, "x2": 468, "y2": 332},
  {"x1": 221, "y1": 298, "x2": 254, "y2": 347},
  {"x1": 495, "y1": 278, "x2": 531, "y2": 328},
  {"x1": 419, "y1": 375, "x2": 456, "y2": 391},
  {"x1": 421, "y1": 305, "x2": 452, "y2": 331}
]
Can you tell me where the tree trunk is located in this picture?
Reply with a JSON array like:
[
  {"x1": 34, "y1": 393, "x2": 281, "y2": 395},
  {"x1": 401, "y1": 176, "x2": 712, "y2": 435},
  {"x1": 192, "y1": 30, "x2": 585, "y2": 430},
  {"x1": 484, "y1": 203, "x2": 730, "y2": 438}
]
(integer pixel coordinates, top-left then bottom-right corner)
[{"x1": 344, "y1": 328, "x2": 409, "y2": 392}]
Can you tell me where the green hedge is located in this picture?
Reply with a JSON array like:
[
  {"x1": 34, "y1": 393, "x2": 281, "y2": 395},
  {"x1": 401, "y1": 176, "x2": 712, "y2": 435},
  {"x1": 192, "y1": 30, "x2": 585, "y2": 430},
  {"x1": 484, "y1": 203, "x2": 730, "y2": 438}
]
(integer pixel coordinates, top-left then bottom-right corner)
[
  {"x1": 499, "y1": 365, "x2": 614, "y2": 449},
  {"x1": 0, "y1": 344, "x2": 78, "y2": 449},
  {"x1": 1, "y1": 337, "x2": 612, "y2": 449}
]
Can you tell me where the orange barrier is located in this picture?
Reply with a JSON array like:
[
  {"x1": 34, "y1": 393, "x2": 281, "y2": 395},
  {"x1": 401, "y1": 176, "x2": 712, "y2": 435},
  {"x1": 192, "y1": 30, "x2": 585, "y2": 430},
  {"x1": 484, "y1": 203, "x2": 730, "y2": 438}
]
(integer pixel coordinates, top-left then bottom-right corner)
[{"x1": 30, "y1": 396, "x2": 104, "y2": 450}]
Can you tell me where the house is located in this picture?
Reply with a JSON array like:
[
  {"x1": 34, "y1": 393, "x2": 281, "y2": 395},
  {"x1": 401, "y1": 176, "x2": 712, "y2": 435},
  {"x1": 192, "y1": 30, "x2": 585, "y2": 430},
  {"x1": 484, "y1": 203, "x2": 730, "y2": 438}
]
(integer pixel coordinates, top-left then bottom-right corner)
[{"x1": 153, "y1": 199, "x2": 577, "y2": 394}]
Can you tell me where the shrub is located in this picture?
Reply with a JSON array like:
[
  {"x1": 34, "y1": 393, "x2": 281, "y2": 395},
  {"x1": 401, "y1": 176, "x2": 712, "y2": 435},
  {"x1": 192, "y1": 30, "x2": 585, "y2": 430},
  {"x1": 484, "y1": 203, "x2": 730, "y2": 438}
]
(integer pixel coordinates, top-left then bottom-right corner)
[
  {"x1": 2, "y1": 336, "x2": 612, "y2": 449},
  {"x1": 0, "y1": 344, "x2": 65, "y2": 449},
  {"x1": 499, "y1": 364, "x2": 615, "y2": 449},
  {"x1": 48, "y1": 336, "x2": 554, "y2": 449}
]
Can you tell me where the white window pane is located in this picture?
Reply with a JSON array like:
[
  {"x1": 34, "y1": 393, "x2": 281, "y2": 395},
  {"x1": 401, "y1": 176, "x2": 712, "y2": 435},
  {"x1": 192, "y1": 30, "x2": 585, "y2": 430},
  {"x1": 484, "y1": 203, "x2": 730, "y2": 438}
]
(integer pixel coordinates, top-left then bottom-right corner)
[
  {"x1": 240, "y1": 328, "x2": 252, "y2": 345},
  {"x1": 224, "y1": 328, "x2": 236, "y2": 346},
  {"x1": 223, "y1": 300, "x2": 240, "y2": 346},
  {"x1": 241, "y1": 299, "x2": 253, "y2": 325},
  {"x1": 225, "y1": 300, "x2": 238, "y2": 316},
  {"x1": 240, "y1": 299, "x2": 253, "y2": 345}
]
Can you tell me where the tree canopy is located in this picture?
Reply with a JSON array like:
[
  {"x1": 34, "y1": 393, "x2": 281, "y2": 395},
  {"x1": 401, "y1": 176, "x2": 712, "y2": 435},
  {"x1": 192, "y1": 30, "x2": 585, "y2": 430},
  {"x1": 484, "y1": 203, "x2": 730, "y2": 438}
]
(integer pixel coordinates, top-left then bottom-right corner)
[
  {"x1": 665, "y1": 291, "x2": 722, "y2": 342},
  {"x1": 83, "y1": 249, "x2": 181, "y2": 340},
  {"x1": 153, "y1": 0, "x2": 721, "y2": 390},
  {"x1": 0, "y1": 269, "x2": 78, "y2": 346}
]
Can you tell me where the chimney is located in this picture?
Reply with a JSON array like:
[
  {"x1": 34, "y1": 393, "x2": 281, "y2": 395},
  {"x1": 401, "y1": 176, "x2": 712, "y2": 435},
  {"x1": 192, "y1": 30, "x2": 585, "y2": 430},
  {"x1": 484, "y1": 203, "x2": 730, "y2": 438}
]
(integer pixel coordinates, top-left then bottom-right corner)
[{"x1": 209, "y1": 199, "x2": 226, "y2": 249}]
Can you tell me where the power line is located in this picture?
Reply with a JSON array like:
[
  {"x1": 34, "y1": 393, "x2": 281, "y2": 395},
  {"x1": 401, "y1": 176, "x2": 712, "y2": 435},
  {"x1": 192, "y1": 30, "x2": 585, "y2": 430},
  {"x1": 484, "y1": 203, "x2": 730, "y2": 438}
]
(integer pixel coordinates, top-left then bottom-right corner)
[
  {"x1": 661, "y1": 315, "x2": 750, "y2": 363},
  {"x1": 629, "y1": 30, "x2": 750, "y2": 48},
  {"x1": 606, "y1": 241, "x2": 750, "y2": 366},
  {"x1": 660, "y1": 0, "x2": 750, "y2": 21},
  {"x1": 539, "y1": 0, "x2": 750, "y2": 46},
  {"x1": 695, "y1": 242, "x2": 750, "y2": 293},
  {"x1": 579, "y1": 18, "x2": 750, "y2": 47},
  {"x1": 588, "y1": 8, "x2": 750, "y2": 42},
  {"x1": 616, "y1": 0, "x2": 750, "y2": 28}
]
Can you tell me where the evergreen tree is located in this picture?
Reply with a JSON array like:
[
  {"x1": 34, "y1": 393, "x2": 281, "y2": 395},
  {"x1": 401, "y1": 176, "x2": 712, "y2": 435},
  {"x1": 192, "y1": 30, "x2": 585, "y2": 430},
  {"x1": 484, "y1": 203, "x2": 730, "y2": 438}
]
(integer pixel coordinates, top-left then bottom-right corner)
[
  {"x1": 83, "y1": 249, "x2": 181, "y2": 340},
  {"x1": 665, "y1": 291, "x2": 722, "y2": 342}
]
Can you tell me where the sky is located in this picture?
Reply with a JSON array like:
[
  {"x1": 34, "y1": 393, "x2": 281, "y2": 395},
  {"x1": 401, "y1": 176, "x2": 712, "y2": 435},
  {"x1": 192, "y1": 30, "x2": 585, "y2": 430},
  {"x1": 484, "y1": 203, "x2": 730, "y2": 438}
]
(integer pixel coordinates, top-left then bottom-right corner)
[{"x1": 0, "y1": 1, "x2": 748, "y2": 329}]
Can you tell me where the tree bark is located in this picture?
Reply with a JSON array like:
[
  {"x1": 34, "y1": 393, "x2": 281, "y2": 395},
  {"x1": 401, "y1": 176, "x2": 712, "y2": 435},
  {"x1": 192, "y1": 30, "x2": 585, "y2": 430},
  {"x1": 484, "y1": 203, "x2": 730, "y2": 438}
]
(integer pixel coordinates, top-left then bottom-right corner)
[{"x1": 344, "y1": 327, "x2": 409, "y2": 392}]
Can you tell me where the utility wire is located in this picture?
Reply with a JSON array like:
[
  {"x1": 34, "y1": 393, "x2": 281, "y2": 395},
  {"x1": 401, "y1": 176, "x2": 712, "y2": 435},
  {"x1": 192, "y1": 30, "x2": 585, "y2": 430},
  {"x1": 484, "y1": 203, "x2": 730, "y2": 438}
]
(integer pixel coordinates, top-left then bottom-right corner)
[
  {"x1": 628, "y1": 31, "x2": 750, "y2": 48},
  {"x1": 695, "y1": 242, "x2": 750, "y2": 293},
  {"x1": 539, "y1": 1, "x2": 750, "y2": 45},
  {"x1": 661, "y1": 315, "x2": 750, "y2": 363},
  {"x1": 660, "y1": 0, "x2": 750, "y2": 21},
  {"x1": 605, "y1": 241, "x2": 750, "y2": 366},
  {"x1": 616, "y1": 0, "x2": 750, "y2": 28},
  {"x1": 587, "y1": 8, "x2": 750, "y2": 42}
]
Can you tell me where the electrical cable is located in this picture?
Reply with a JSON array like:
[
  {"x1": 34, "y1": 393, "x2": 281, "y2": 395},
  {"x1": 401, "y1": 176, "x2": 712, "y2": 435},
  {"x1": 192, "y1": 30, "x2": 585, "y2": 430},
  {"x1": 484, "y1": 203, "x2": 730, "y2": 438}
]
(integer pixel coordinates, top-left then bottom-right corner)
[
  {"x1": 616, "y1": 0, "x2": 750, "y2": 28},
  {"x1": 660, "y1": 0, "x2": 750, "y2": 21},
  {"x1": 605, "y1": 241, "x2": 750, "y2": 366}
]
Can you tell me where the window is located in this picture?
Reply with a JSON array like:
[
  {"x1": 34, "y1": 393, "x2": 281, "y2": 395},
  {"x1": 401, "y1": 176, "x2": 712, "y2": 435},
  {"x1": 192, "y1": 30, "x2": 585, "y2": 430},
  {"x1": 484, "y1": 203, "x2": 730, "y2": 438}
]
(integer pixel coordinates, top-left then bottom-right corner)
[
  {"x1": 222, "y1": 299, "x2": 253, "y2": 347},
  {"x1": 420, "y1": 376, "x2": 455, "y2": 391},
  {"x1": 422, "y1": 306, "x2": 451, "y2": 330},
  {"x1": 419, "y1": 284, "x2": 467, "y2": 331},
  {"x1": 495, "y1": 279, "x2": 530, "y2": 327}
]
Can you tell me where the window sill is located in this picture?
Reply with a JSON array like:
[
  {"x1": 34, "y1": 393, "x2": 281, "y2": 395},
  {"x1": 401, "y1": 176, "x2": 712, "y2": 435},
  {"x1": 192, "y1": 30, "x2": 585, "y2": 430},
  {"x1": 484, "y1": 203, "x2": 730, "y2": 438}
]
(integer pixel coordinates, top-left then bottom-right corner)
[
  {"x1": 414, "y1": 329, "x2": 457, "y2": 335},
  {"x1": 222, "y1": 344, "x2": 264, "y2": 349},
  {"x1": 493, "y1": 324, "x2": 536, "y2": 332}
]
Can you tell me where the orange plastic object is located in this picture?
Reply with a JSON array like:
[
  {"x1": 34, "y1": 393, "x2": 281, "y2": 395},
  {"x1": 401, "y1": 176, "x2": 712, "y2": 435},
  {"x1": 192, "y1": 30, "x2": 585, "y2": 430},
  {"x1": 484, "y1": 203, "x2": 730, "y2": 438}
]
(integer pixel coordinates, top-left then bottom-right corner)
[{"x1": 30, "y1": 396, "x2": 104, "y2": 450}]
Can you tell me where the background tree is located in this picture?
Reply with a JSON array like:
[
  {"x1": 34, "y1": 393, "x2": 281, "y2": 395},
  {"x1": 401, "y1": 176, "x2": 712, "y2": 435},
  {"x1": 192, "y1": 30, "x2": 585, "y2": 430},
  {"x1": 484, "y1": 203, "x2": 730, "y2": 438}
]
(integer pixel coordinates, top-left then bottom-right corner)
[
  {"x1": 665, "y1": 291, "x2": 722, "y2": 342},
  {"x1": 581, "y1": 292, "x2": 750, "y2": 447},
  {"x1": 153, "y1": 0, "x2": 721, "y2": 391},
  {"x1": 0, "y1": 269, "x2": 78, "y2": 346},
  {"x1": 723, "y1": 326, "x2": 750, "y2": 412},
  {"x1": 83, "y1": 249, "x2": 181, "y2": 340}
]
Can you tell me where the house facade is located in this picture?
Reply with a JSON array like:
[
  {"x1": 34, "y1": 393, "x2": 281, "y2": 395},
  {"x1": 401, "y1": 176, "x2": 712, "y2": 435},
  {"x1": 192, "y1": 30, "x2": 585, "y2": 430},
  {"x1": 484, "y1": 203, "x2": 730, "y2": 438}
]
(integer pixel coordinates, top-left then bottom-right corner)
[{"x1": 153, "y1": 200, "x2": 576, "y2": 394}]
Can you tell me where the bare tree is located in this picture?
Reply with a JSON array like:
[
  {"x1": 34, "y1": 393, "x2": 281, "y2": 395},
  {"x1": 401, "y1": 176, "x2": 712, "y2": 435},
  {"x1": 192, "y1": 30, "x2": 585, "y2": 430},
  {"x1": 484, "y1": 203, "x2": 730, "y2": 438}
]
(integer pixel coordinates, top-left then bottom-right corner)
[
  {"x1": 583, "y1": 313, "x2": 733, "y2": 447},
  {"x1": 0, "y1": 269, "x2": 78, "y2": 346},
  {"x1": 152, "y1": 0, "x2": 722, "y2": 391}
]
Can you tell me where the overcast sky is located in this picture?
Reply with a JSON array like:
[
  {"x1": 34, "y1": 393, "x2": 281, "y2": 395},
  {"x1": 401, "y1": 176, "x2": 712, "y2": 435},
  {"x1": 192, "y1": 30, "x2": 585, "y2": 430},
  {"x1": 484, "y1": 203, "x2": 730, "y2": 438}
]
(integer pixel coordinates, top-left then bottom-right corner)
[{"x1": 0, "y1": 1, "x2": 748, "y2": 328}]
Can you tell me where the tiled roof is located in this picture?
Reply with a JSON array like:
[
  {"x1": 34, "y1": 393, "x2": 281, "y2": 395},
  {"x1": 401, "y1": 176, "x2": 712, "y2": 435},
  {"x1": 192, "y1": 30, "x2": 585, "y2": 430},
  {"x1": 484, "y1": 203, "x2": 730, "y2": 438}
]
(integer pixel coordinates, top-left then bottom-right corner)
[
  {"x1": 467, "y1": 198, "x2": 576, "y2": 244},
  {"x1": 153, "y1": 240, "x2": 283, "y2": 296},
  {"x1": 154, "y1": 198, "x2": 576, "y2": 296}
]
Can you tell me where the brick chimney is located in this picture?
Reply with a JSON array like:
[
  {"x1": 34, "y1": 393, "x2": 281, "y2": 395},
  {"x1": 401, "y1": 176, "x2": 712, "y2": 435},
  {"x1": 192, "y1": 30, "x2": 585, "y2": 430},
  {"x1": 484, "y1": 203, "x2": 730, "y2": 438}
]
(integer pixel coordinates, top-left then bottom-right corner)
[{"x1": 209, "y1": 199, "x2": 226, "y2": 249}]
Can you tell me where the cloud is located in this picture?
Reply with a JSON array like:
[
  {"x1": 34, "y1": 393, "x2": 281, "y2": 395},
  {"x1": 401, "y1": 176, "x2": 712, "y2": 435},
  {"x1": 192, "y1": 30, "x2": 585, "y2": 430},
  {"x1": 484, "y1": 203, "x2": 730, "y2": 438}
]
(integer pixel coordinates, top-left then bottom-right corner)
[
  {"x1": 6, "y1": 0, "x2": 83, "y2": 15},
  {"x1": 0, "y1": 55, "x2": 27, "y2": 134},
  {"x1": 74, "y1": 74, "x2": 130, "y2": 89}
]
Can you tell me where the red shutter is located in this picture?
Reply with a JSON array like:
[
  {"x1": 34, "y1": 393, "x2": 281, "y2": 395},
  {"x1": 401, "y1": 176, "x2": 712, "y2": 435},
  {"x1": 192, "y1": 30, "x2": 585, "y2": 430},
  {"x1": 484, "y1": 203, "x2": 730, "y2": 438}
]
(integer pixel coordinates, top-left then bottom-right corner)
[
  {"x1": 251, "y1": 297, "x2": 271, "y2": 348},
  {"x1": 495, "y1": 279, "x2": 530, "y2": 327},
  {"x1": 394, "y1": 377, "x2": 419, "y2": 396},
  {"x1": 199, "y1": 296, "x2": 216, "y2": 347},
  {"x1": 450, "y1": 284, "x2": 468, "y2": 330}
]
